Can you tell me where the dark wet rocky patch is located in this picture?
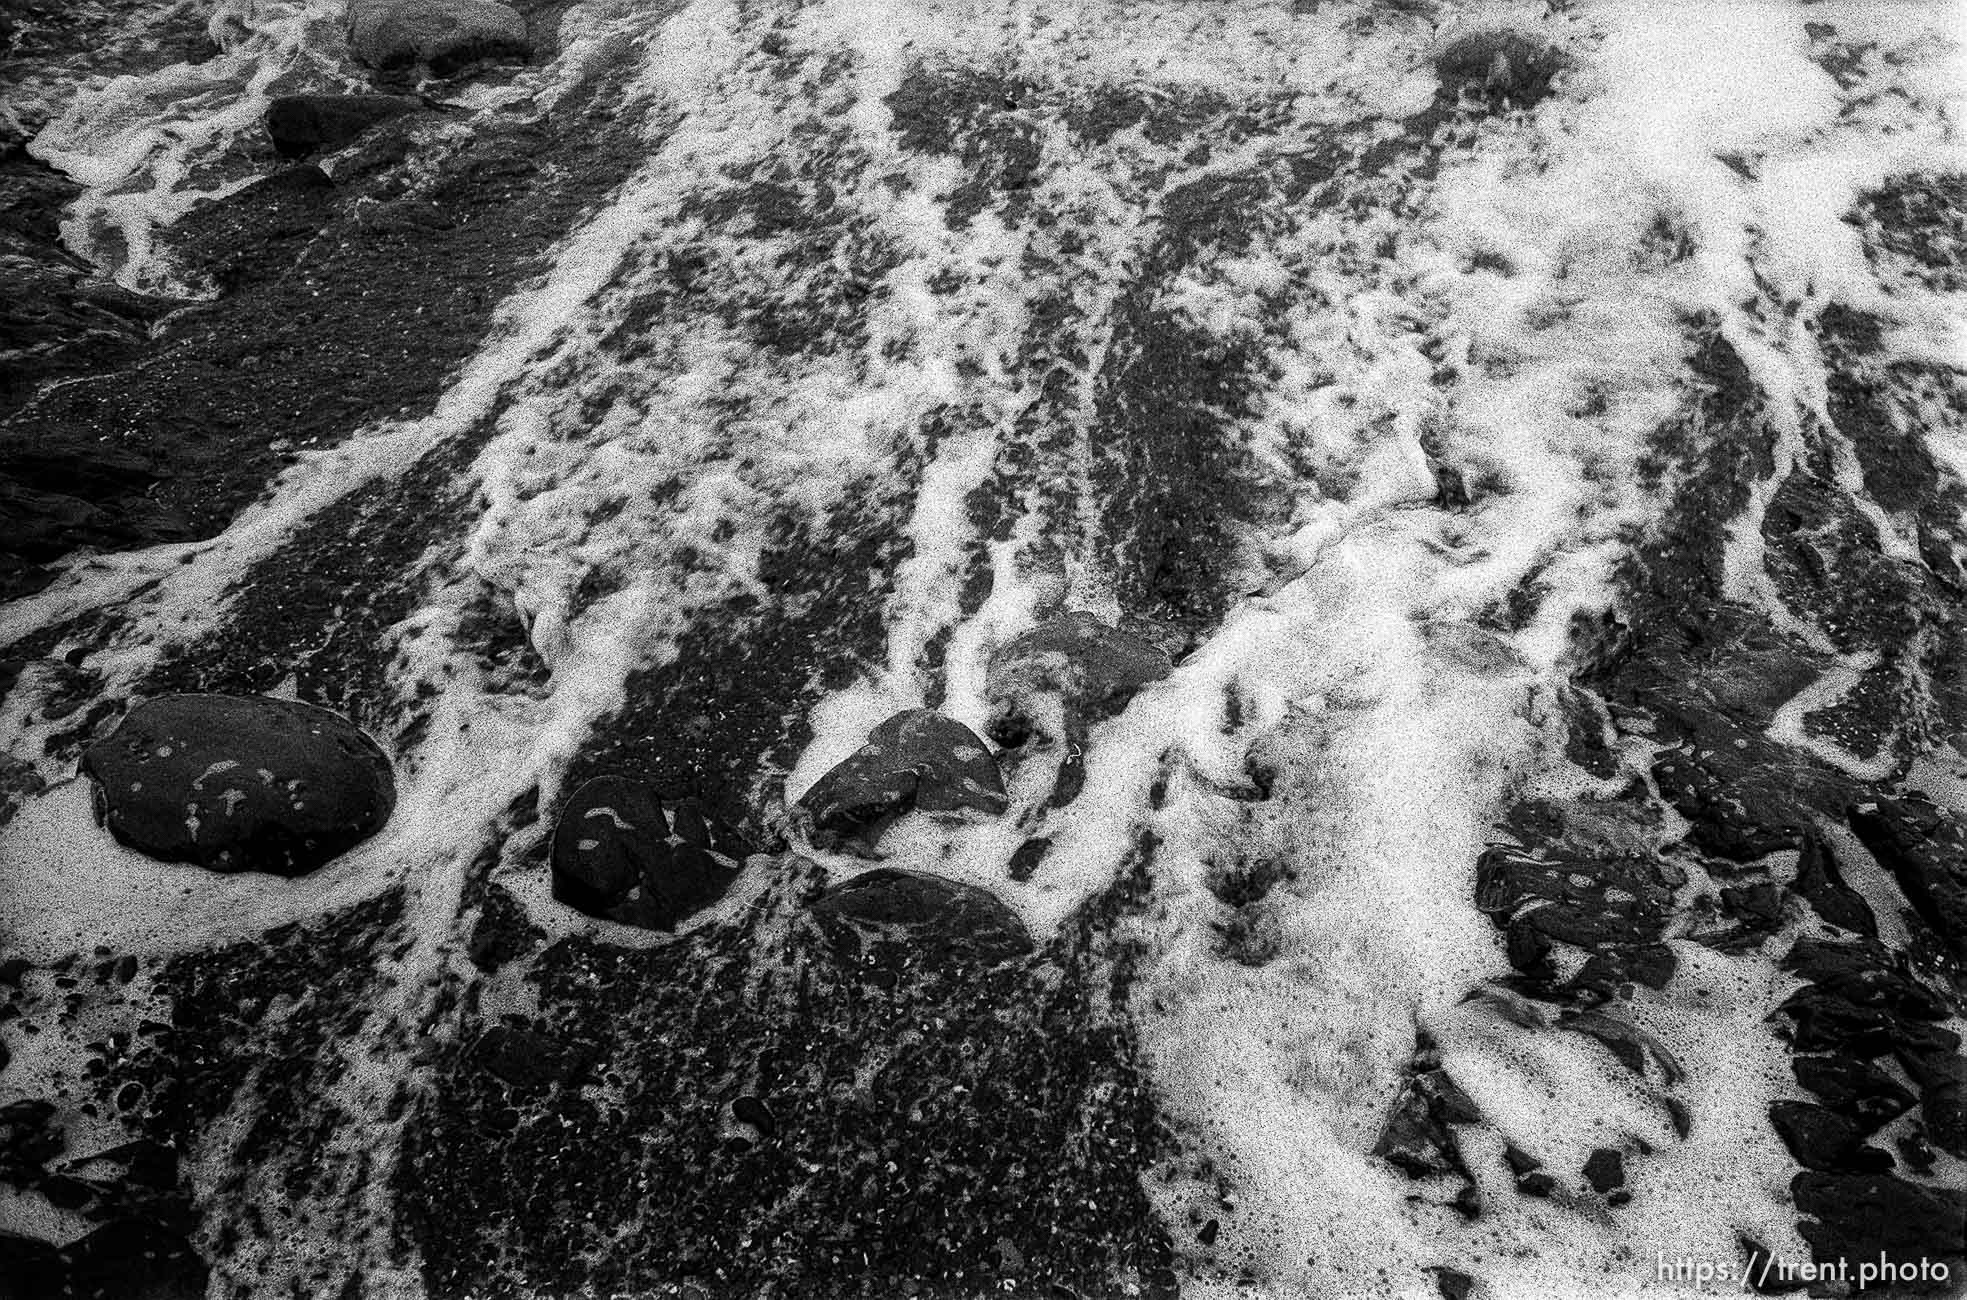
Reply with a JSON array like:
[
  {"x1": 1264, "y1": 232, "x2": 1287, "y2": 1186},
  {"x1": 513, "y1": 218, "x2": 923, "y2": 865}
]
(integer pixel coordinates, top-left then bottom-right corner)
[
  {"x1": 263, "y1": 92, "x2": 425, "y2": 160},
  {"x1": 549, "y1": 774, "x2": 747, "y2": 930},
  {"x1": 564, "y1": 488, "x2": 916, "y2": 838},
  {"x1": 1532, "y1": 312, "x2": 1967, "y2": 1278},
  {"x1": 81, "y1": 693, "x2": 396, "y2": 875},
  {"x1": 884, "y1": 64, "x2": 1043, "y2": 231},
  {"x1": 402, "y1": 859, "x2": 1172, "y2": 1299},
  {"x1": 1432, "y1": 28, "x2": 1568, "y2": 110},
  {"x1": 796, "y1": 709, "x2": 1006, "y2": 854},
  {"x1": 347, "y1": 0, "x2": 532, "y2": 76},
  {"x1": 1, "y1": 73, "x2": 646, "y2": 599},
  {"x1": 1791, "y1": 1173, "x2": 1967, "y2": 1292},
  {"x1": 1372, "y1": 1031, "x2": 1482, "y2": 1217},
  {"x1": 1849, "y1": 795, "x2": 1967, "y2": 976},
  {"x1": 1474, "y1": 845, "x2": 1678, "y2": 1000},
  {"x1": 984, "y1": 611, "x2": 1171, "y2": 750}
]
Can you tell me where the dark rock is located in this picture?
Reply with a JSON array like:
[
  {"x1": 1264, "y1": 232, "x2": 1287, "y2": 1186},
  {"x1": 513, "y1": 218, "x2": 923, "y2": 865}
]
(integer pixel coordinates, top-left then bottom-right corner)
[
  {"x1": 1791, "y1": 1172, "x2": 1967, "y2": 1287},
  {"x1": 1374, "y1": 1080, "x2": 1459, "y2": 1179},
  {"x1": 1503, "y1": 1144, "x2": 1542, "y2": 1176},
  {"x1": 1774, "y1": 986, "x2": 1959, "y2": 1059},
  {"x1": 0, "y1": 1219, "x2": 206, "y2": 1299},
  {"x1": 264, "y1": 94, "x2": 422, "y2": 159},
  {"x1": 0, "y1": 1099, "x2": 62, "y2": 1171},
  {"x1": 346, "y1": 0, "x2": 531, "y2": 73},
  {"x1": 1769, "y1": 1100, "x2": 1895, "y2": 1173},
  {"x1": 1560, "y1": 1010, "x2": 1683, "y2": 1083},
  {"x1": 1434, "y1": 29, "x2": 1566, "y2": 108},
  {"x1": 1792, "y1": 830, "x2": 1877, "y2": 936},
  {"x1": 1923, "y1": 1080, "x2": 1967, "y2": 1159},
  {"x1": 1739, "y1": 1235, "x2": 1809, "y2": 1294},
  {"x1": 1517, "y1": 1171, "x2": 1556, "y2": 1197},
  {"x1": 1849, "y1": 795, "x2": 1967, "y2": 966},
  {"x1": 1791, "y1": 1055, "x2": 1915, "y2": 1130},
  {"x1": 1721, "y1": 882, "x2": 1786, "y2": 928},
  {"x1": 809, "y1": 868, "x2": 1032, "y2": 971},
  {"x1": 1475, "y1": 847, "x2": 1676, "y2": 995},
  {"x1": 1582, "y1": 1148, "x2": 1624, "y2": 1194},
  {"x1": 796, "y1": 709, "x2": 1007, "y2": 853},
  {"x1": 1433, "y1": 1266, "x2": 1475, "y2": 1300},
  {"x1": 80, "y1": 694, "x2": 395, "y2": 876},
  {"x1": 470, "y1": 1025, "x2": 576, "y2": 1090},
  {"x1": 1008, "y1": 835, "x2": 1052, "y2": 882},
  {"x1": 984, "y1": 611, "x2": 1172, "y2": 747},
  {"x1": 549, "y1": 776, "x2": 744, "y2": 930},
  {"x1": 731, "y1": 1095, "x2": 775, "y2": 1138},
  {"x1": 1897, "y1": 1130, "x2": 1937, "y2": 1174},
  {"x1": 1652, "y1": 746, "x2": 1809, "y2": 861},
  {"x1": 1783, "y1": 937, "x2": 1949, "y2": 1021}
]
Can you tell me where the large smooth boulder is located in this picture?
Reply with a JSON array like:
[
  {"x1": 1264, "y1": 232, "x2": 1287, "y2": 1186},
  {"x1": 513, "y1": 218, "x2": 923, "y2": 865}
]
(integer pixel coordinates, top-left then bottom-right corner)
[
  {"x1": 810, "y1": 868, "x2": 1032, "y2": 971},
  {"x1": 80, "y1": 695, "x2": 395, "y2": 876},
  {"x1": 984, "y1": 611, "x2": 1172, "y2": 749},
  {"x1": 796, "y1": 709, "x2": 1007, "y2": 854},
  {"x1": 549, "y1": 776, "x2": 748, "y2": 930},
  {"x1": 264, "y1": 94, "x2": 422, "y2": 159},
  {"x1": 346, "y1": 0, "x2": 530, "y2": 74}
]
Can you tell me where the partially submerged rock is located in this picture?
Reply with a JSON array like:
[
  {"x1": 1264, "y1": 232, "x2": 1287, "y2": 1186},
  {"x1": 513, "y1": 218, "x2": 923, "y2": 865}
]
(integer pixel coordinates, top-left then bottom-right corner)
[
  {"x1": 346, "y1": 0, "x2": 531, "y2": 74},
  {"x1": 1473, "y1": 846, "x2": 1678, "y2": 998},
  {"x1": 81, "y1": 694, "x2": 396, "y2": 876},
  {"x1": 809, "y1": 868, "x2": 1033, "y2": 971},
  {"x1": 796, "y1": 708, "x2": 1006, "y2": 853},
  {"x1": 550, "y1": 775, "x2": 747, "y2": 931},
  {"x1": 1433, "y1": 28, "x2": 1567, "y2": 109},
  {"x1": 264, "y1": 94, "x2": 422, "y2": 159},
  {"x1": 984, "y1": 611, "x2": 1172, "y2": 748}
]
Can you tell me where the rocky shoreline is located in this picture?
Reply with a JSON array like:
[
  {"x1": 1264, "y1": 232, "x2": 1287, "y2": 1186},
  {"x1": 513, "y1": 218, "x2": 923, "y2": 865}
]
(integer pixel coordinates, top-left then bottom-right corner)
[{"x1": 3, "y1": 2, "x2": 1966, "y2": 1298}]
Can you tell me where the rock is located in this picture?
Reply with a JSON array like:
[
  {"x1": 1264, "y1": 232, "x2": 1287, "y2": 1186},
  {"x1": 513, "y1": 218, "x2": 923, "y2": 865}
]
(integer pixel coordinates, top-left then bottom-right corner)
[
  {"x1": 809, "y1": 868, "x2": 1032, "y2": 971},
  {"x1": 1774, "y1": 986, "x2": 1960, "y2": 1059},
  {"x1": 1769, "y1": 1100, "x2": 1895, "y2": 1173},
  {"x1": 346, "y1": 0, "x2": 532, "y2": 74},
  {"x1": 549, "y1": 776, "x2": 745, "y2": 930},
  {"x1": 796, "y1": 709, "x2": 1006, "y2": 854},
  {"x1": 1008, "y1": 836, "x2": 1052, "y2": 882},
  {"x1": 1849, "y1": 795, "x2": 1967, "y2": 965},
  {"x1": 264, "y1": 94, "x2": 422, "y2": 159},
  {"x1": 1922, "y1": 1080, "x2": 1967, "y2": 1159},
  {"x1": 80, "y1": 695, "x2": 396, "y2": 876},
  {"x1": 1475, "y1": 847, "x2": 1677, "y2": 997},
  {"x1": 984, "y1": 611, "x2": 1172, "y2": 748},
  {"x1": 1782, "y1": 937, "x2": 1949, "y2": 1021},
  {"x1": 1582, "y1": 1147, "x2": 1625, "y2": 1195},
  {"x1": 0, "y1": 1219, "x2": 207, "y2": 1299},
  {"x1": 1791, "y1": 1172, "x2": 1967, "y2": 1288},
  {"x1": 1434, "y1": 28, "x2": 1567, "y2": 108},
  {"x1": 1791, "y1": 829, "x2": 1877, "y2": 936},
  {"x1": 1433, "y1": 1266, "x2": 1475, "y2": 1300},
  {"x1": 1791, "y1": 1055, "x2": 1915, "y2": 1131}
]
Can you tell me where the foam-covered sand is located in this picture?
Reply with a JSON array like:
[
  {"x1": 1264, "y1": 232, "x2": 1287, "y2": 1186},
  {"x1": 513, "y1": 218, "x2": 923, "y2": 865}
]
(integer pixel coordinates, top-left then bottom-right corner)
[{"x1": 1, "y1": 0, "x2": 1964, "y2": 1294}]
